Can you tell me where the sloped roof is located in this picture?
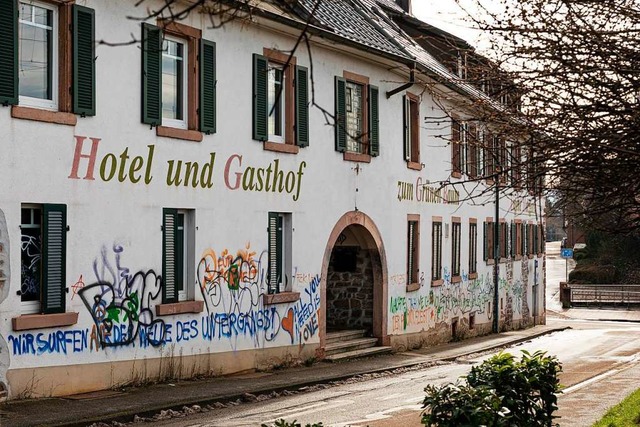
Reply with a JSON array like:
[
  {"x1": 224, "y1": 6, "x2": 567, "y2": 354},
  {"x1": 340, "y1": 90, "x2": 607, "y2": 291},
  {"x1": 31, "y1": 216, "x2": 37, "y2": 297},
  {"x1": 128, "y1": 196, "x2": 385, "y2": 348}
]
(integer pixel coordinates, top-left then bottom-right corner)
[{"x1": 294, "y1": 0, "x2": 406, "y2": 57}]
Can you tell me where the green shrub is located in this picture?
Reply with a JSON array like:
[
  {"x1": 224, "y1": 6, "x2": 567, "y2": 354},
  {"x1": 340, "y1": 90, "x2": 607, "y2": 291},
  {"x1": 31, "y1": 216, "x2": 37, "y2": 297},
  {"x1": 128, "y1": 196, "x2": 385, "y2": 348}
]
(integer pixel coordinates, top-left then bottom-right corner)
[
  {"x1": 422, "y1": 351, "x2": 562, "y2": 427},
  {"x1": 569, "y1": 264, "x2": 617, "y2": 284}
]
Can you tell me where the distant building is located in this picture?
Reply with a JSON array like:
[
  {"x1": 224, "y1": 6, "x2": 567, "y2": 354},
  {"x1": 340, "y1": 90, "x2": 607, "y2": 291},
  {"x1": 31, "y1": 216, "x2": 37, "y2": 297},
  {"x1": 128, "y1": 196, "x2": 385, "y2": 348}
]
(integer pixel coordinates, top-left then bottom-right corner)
[{"x1": 0, "y1": 0, "x2": 545, "y2": 399}]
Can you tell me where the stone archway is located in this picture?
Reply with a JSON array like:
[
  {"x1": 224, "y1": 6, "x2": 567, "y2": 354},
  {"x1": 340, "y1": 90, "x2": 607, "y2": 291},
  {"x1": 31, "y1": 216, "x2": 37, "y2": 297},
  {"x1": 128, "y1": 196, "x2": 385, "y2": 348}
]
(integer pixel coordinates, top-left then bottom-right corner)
[{"x1": 318, "y1": 211, "x2": 389, "y2": 354}]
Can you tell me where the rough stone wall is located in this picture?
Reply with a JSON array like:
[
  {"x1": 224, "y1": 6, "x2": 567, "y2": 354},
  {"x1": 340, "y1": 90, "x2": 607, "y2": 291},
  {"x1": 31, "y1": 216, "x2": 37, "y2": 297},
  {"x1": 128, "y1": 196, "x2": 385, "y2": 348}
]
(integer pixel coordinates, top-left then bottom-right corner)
[{"x1": 326, "y1": 247, "x2": 374, "y2": 332}]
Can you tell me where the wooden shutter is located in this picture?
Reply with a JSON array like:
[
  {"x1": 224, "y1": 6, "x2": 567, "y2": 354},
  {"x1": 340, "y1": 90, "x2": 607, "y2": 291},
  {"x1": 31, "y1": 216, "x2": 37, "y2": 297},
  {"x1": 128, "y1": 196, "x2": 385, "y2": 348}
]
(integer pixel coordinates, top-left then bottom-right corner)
[
  {"x1": 468, "y1": 124, "x2": 477, "y2": 177},
  {"x1": 199, "y1": 39, "x2": 216, "y2": 134},
  {"x1": 42, "y1": 204, "x2": 67, "y2": 314},
  {"x1": 510, "y1": 222, "x2": 516, "y2": 258},
  {"x1": 141, "y1": 23, "x2": 162, "y2": 126},
  {"x1": 334, "y1": 76, "x2": 347, "y2": 152},
  {"x1": 252, "y1": 54, "x2": 268, "y2": 141},
  {"x1": 403, "y1": 95, "x2": 410, "y2": 161},
  {"x1": 483, "y1": 222, "x2": 488, "y2": 261},
  {"x1": 451, "y1": 118, "x2": 461, "y2": 174},
  {"x1": 0, "y1": 0, "x2": 18, "y2": 106},
  {"x1": 295, "y1": 65, "x2": 309, "y2": 147},
  {"x1": 268, "y1": 213, "x2": 282, "y2": 294},
  {"x1": 72, "y1": 5, "x2": 96, "y2": 116},
  {"x1": 162, "y1": 208, "x2": 178, "y2": 304},
  {"x1": 369, "y1": 85, "x2": 379, "y2": 156}
]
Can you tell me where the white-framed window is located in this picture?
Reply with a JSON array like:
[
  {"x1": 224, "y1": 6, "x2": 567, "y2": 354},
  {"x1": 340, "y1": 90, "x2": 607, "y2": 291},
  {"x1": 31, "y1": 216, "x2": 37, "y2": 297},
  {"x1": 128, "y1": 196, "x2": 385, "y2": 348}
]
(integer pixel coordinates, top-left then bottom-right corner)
[
  {"x1": 18, "y1": 0, "x2": 58, "y2": 110},
  {"x1": 267, "y1": 63, "x2": 286, "y2": 143},
  {"x1": 20, "y1": 203, "x2": 68, "y2": 315},
  {"x1": 345, "y1": 81, "x2": 365, "y2": 154},
  {"x1": 161, "y1": 35, "x2": 188, "y2": 129}
]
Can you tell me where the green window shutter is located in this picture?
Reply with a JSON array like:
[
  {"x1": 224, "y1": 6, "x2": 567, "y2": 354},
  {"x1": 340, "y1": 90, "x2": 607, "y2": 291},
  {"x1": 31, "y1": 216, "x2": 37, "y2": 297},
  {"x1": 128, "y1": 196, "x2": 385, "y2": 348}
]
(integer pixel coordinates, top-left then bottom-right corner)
[
  {"x1": 72, "y1": 5, "x2": 96, "y2": 116},
  {"x1": 199, "y1": 39, "x2": 216, "y2": 134},
  {"x1": 252, "y1": 54, "x2": 268, "y2": 141},
  {"x1": 334, "y1": 76, "x2": 346, "y2": 152},
  {"x1": 0, "y1": 0, "x2": 18, "y2": 106},
  {"x1": 510, "y1": 222, "x2": 516, "y2": 257},
  {"x1": 42, "y1": 204, "x2": 67, "y2": 314},
  {"x1": 369, "y1": 84, "x2": 379, "y2": 156},
  {"x1": 295, "y1": 65, "x2": 309, "y2": 147},
  {"x1": 403, "y1": 95, "x2": 410, "y2": 161},
  {"x1": 141, "y1": 23, "x2": 162, "y2": 126},
  {"x1": 162, "y1": 208, "x2": 178, "y2": 304},
  {"x1": 268, "y1": 213, "x2": 282, "y2": 294}
]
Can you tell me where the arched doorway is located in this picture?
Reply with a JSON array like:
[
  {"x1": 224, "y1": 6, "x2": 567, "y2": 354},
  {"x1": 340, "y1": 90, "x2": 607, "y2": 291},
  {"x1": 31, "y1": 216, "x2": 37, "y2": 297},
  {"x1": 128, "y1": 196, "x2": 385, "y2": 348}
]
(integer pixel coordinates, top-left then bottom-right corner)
[{"x1": 319, "y1": 211, "x2": 389, "y2": 354}]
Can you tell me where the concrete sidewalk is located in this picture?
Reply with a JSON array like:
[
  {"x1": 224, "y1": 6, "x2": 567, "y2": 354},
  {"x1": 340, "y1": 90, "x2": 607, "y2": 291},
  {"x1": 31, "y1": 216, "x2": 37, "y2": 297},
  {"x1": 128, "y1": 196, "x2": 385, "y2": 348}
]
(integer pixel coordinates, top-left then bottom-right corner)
[{"x1": 0, "y1": 324, "x2": 564, "y2": 427}]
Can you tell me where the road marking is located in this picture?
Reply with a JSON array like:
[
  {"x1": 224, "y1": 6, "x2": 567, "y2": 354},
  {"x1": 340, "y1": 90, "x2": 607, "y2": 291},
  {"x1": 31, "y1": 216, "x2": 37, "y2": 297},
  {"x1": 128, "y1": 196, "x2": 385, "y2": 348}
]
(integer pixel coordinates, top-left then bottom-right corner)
[{"x1": 563, "y1": 368, "x2": 620, "y2": 394}]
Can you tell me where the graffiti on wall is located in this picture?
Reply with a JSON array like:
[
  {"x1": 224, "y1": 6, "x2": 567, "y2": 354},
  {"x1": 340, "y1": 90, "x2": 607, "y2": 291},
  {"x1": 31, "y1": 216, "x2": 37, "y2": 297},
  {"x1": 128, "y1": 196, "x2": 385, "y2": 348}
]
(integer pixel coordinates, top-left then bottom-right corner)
[
  {"x1": 390, "y1": 268, "x2": 494, "y2": 333},
  {"x1": 196, "y1": 244, "x2": 320, "y2": 349},
  {"x1": 7, "y1": 237, "x2": 321, "y2": 357},
  {"x1": 79, "y1": 244, "x2": 166, "y2": 348}
]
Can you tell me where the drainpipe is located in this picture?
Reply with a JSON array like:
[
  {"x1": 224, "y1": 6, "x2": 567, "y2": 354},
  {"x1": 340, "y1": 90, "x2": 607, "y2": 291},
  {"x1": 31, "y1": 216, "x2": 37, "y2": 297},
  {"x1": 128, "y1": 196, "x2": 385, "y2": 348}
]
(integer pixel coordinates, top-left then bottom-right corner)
[{"x1": 386, "y1": 69, "x2": 415, "y2": 98}]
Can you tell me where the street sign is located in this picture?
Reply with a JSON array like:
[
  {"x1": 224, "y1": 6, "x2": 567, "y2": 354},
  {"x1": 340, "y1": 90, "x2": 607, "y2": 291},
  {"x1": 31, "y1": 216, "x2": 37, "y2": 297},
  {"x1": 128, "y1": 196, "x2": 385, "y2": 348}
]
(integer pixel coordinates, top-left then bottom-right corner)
[{"x1": 561, "y1": 248, "x2": 574, "y2": 259}]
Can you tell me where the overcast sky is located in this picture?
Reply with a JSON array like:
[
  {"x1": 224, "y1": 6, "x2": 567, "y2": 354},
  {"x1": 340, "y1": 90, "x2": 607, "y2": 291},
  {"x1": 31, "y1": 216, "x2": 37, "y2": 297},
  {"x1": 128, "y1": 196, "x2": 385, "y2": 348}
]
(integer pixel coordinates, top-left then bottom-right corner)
[{"x1": 412, "y1": 1, "x2": 488, "y2": 51}]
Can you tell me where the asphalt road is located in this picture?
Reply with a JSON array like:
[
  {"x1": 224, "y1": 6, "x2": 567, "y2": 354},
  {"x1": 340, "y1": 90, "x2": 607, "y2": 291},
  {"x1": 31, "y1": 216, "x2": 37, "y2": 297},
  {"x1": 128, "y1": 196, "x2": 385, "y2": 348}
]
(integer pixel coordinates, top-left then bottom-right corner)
[{"x1": 145, "y1": 318, "x2": 640, "y2": 427}]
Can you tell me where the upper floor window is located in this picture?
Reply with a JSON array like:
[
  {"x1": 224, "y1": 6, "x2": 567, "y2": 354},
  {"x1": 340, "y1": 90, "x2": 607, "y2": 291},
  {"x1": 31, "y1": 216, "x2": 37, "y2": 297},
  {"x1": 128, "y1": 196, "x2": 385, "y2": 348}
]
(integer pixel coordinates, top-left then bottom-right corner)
[
  {"x1": 335, "y1": 71, "x2": 379, "y2": 161},
  {"x1": 141, "y1": 22, "x2": 216, "y2": 139},
  {"x1": 19, "y1": 1, "x2": 57, "y2": 110},
  {"x1": 161, "y1": 37, "x2": 187, "y2": 129},
  {"x1": 404, "y1": 93, "x2": 421, "y2": 169},
  {"x1": 0, "y1": 2, "x2": 95, "y2": 118},
  {"x1": 252, "y1": 49, "x2": 308, "y2": 152}
]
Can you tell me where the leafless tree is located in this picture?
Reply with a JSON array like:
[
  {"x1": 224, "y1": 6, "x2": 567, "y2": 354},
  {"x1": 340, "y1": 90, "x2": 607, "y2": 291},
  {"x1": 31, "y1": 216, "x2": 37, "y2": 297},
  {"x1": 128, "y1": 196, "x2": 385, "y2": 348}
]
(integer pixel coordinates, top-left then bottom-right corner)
[{"x1": 451, "y1": 0, "x2": 640, "y2": 236}]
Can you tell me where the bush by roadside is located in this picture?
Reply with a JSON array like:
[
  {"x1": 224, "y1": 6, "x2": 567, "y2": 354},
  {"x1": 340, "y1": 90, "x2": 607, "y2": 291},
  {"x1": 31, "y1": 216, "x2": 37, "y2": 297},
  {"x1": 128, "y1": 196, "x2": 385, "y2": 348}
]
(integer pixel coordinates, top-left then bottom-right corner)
[{"x1": 421, "y1": 351, "x2": 562, "y2": 427}]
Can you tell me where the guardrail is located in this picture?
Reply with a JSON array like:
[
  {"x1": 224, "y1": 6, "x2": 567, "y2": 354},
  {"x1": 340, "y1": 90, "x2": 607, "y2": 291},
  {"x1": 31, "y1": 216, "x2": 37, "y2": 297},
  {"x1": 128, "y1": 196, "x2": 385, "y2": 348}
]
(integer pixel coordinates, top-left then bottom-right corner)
[{"x1": 560, "y1": 282, "x2": 640, "y2": 308}]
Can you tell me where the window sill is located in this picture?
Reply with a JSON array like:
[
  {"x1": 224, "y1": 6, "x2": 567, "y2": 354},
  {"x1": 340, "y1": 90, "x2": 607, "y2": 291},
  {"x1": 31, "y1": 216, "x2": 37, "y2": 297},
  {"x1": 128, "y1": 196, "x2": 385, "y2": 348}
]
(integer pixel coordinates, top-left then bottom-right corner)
[
  {"x1": 407, "y1": 161, "x2": 422, "y2": 171},
  {"x1": 406, "y1": 282, "x2": 420, "y2": 292},
  {"x1": 468, "y1": 272, "x2": 478, "y2": 279},
  {"x1": 515, "y1": 255, "x2": 523, "y2": 261},
  {"x1": 451, "y1": 275, "x2": 462, "y2": 284},
  {"x1": 263, "y1": 292, "x2": 300, "y2": 305},
  {"x1": 156, "y1": 126, "x2": 203, "y2": 142},
  {"x1": 486, "y1": 259, "x2": 495, "y2": 265},
  {"x1": 485, "y1": 179, "x2": 495, "y2": 186},
  {"x1": 264, "y1": 141, "x2": 299, "y2": 154},
  {"x1": 11, "y1": 106, "x2": 77, "y2": 126},
  {"x1": 343, "y1": 152, "x2": 371, "y2": 163},
  {"x1": 451, "y1": 171, "x2": 462, "y2": 179},
  {"x1": 156, "y1": 300, "x2": 204, "y2": 316},
  {"x1": 431, "y1": 279, "x2": 444, "y2": 287},
  {"x1": 12, "y1": 312, "x2": 79, "y2": 332}
]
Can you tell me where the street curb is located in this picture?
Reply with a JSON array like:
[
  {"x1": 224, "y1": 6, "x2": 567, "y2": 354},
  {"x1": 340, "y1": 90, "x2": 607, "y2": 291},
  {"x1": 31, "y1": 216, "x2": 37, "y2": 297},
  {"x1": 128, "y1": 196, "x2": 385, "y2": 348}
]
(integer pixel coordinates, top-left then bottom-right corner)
[{"x1": 45, "y1": 326, "x2": 569, "y2": 427}]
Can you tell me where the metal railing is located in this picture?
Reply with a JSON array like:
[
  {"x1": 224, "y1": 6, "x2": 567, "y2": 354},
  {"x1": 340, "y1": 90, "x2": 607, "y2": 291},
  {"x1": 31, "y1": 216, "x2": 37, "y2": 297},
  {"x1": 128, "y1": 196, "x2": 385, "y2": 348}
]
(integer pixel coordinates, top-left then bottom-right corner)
[{"x1": 567, "y1": 284, "x2": 640, "y2": 308}]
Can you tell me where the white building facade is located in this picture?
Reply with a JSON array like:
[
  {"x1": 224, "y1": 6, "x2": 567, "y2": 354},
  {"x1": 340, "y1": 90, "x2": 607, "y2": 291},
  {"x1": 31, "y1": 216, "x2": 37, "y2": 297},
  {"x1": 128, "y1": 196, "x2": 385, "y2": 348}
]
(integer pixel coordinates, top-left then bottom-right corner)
[{"x1": 0, "y1": 0, "x2": 545, "y2": 398}]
